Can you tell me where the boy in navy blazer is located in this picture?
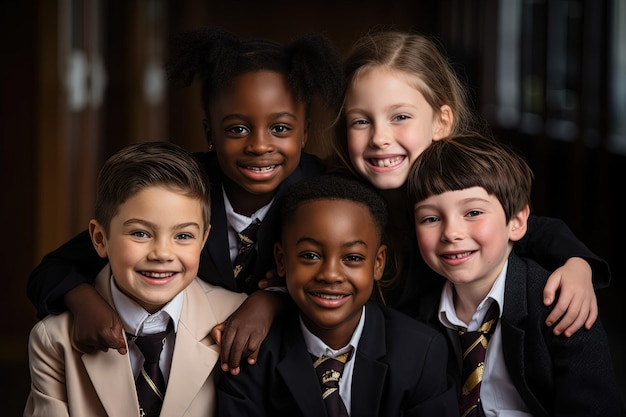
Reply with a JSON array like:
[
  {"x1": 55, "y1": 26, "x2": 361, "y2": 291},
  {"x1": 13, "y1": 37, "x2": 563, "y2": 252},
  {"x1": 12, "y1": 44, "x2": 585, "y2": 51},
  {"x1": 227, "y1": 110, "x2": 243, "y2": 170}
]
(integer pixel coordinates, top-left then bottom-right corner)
[
  {"x1": 217, "y1": 174, "x2": 458, "y2": 417},
  {"x1": 408, "y1": 135, "x2": 624, "y2": 416}
]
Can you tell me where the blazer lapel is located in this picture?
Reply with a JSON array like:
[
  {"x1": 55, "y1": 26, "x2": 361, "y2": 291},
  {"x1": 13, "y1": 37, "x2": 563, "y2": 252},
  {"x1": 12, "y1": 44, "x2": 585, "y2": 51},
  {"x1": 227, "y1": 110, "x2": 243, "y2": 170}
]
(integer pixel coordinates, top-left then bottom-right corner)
[
  {"x1": 350, "y1": 303, "x2": 388, "y2": 417},
  {"x1": 206, "y1": 179, "x2": 237, "y2": 288},
  {"x1": 161, "y1": 321, "x2": 220, "y2": 415},
  {"x1": 501, "y1": 254, "x2": 529, "y2": 384},
  {"x1": 82, "y1": 348, "x2": 138, "y2": 415},
  {"x1": 501, "y1": 254, "x2": 551, "y2": 413},
  {"x1": 160, "y1": 280, "x2": 222, "y2": 416},
  {"x1": 277, "y1": 316, "x2": 327, "y2": 417}
]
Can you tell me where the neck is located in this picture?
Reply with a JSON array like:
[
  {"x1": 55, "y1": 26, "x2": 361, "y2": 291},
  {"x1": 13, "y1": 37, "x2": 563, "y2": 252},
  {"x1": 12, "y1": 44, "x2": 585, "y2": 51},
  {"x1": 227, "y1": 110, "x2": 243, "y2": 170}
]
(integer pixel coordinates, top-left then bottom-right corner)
[{"x1": 223, "y1": 179, "x2": 275, "y2": 217}]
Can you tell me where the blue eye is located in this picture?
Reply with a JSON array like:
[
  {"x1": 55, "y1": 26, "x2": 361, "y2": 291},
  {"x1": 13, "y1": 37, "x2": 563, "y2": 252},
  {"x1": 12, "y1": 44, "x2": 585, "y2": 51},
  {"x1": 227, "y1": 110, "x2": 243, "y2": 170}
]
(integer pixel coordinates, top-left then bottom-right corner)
[{"x1": 176, "y1": 233, "x2": 194, "y2": 240}]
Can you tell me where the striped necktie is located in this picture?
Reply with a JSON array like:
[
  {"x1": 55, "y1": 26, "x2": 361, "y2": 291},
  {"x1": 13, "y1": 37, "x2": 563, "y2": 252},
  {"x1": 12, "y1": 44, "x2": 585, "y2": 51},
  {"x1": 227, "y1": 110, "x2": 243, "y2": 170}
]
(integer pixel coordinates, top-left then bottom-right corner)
[
  {"x1": 457, "y1": 302, "x2": 499, "y2": 417},
  {"x1": 233, "y1": 219, "x2": 261, "y2": 290},
  {"x1": 128, "y1": 322, "x2": 173, "y2": 417},
  {"x1": 312, "y1": 350, "x2": 352, "y2": 417}
]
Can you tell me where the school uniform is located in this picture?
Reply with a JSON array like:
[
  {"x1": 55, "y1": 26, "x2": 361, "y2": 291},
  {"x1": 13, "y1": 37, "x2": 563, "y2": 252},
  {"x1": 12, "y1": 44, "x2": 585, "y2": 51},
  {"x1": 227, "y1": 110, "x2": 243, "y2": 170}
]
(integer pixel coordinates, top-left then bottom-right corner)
[
  {"x1": 387, "y1": 215, "x2": 612, "y2": 320},
  {"x1": 27, "y1": 151, "x2": 324, "y2": 318},
  {"x1": 195, "y1": 151, "x2": 324, "y2": 294},
  {"x1": 25, "y1": 264, "x2": 247, "y2": 417},
  {"x1": 435, "y1": 253, "x2": 625, "y2": 417},
  {"x1": 216, "y1": 301, "x2": 458, "y2": 417}
]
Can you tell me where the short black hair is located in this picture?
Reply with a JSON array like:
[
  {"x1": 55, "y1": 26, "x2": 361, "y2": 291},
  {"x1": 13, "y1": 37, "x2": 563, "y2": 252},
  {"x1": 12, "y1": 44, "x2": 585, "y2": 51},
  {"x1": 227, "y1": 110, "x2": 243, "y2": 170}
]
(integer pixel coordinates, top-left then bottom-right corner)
[{"x1": 280, "y1": 174, "x2": 388, "y2": 241}]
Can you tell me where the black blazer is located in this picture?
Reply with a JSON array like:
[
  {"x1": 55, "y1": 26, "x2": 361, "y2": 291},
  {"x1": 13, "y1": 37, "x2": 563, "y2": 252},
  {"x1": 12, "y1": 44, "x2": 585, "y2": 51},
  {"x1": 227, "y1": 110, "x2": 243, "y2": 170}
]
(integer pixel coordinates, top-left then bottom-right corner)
[
  {"x1": 439, "y1": 253, "x2": 624, "y2": 417},
  {"x1": 216, "y1": 301, "x2": 459, "y2": 417},
  {"x1": 386, "y1": 215, "x2": 611, "y2": 320},
  {"x1": 27, "y1": 151, "x2": 324, "y2": 317}
]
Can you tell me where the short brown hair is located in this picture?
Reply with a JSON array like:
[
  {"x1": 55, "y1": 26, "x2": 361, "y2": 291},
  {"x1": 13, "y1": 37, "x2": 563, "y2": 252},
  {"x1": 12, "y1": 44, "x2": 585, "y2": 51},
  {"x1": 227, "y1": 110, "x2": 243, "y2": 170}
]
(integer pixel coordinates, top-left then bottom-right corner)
[
  {"x1": 408, "y1": 135, "x2": 533, "y2": 222},
  {"x1": 94, "y1": 141, "x2": 211, "y2": 233}
]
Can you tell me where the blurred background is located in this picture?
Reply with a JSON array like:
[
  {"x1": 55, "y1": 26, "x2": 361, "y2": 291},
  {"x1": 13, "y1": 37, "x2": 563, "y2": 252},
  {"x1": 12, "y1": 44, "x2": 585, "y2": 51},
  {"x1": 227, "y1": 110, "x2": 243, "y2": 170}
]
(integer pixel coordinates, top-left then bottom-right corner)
[{"x1": 2, "y1": 0, "x2": 624, "y2": 414}]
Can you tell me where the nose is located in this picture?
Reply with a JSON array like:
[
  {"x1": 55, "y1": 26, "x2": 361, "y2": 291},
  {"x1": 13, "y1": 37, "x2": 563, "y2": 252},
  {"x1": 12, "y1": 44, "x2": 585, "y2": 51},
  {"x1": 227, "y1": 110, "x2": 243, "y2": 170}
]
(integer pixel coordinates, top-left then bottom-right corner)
[
  {"x1": 370, "y1": 123, "x2": 391, "y2": 148},
  {"x1": 317, "y1": 257, "x2": 345, "y2": 283},
  {"x1": 246, "y1": 130, "x2": 274, "y2": 154},
  {"x1": 148, "y1": 238, "x2": 175, "y2": 262},
  {"x1": 440, "y1": 219, "x2": 465, "y2": 242}
]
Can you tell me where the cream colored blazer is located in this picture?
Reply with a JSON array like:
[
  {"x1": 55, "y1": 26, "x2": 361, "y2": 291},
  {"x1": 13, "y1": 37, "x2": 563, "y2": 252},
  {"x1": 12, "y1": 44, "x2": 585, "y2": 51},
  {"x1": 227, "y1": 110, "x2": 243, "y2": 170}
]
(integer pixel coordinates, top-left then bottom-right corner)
[{"x1": 24, "y1": 265, "x2": 247, "y2": 417}]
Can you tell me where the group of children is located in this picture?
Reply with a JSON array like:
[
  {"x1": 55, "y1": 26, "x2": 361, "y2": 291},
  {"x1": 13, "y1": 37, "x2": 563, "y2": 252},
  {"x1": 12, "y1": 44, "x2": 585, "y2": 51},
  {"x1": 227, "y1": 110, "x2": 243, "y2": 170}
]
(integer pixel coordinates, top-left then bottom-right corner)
[{"x1": 25, "y1": 26, "x2": 624, "y2": 417}]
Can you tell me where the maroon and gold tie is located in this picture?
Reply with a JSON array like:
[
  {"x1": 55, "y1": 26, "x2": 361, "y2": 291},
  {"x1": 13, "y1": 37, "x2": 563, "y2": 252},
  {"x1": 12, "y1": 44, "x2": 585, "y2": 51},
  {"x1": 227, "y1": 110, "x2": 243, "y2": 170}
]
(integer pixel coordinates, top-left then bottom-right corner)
[{"x1": 458, "y1": 302, "x2": 499, "y2": 417}]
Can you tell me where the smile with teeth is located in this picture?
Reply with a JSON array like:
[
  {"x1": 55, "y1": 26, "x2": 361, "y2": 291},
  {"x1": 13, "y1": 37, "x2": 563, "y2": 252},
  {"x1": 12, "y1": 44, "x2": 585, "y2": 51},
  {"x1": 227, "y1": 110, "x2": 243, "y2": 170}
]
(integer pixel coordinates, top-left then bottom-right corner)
[
  {"x1": 311, "y1": 292, "x2": 347, "y2": 300},
  {"x1": 442, "y1": 251, "x2": 473, "y2": 260},
  {"x1": 369, "y1": 156, "x2": 404, "y2": 167},
  {"x1": 141, "y1": 271, "x2": 176, "y2": 278},
  {"x1": 246, "y1": 165, "x2": 277, "y2": 172}
]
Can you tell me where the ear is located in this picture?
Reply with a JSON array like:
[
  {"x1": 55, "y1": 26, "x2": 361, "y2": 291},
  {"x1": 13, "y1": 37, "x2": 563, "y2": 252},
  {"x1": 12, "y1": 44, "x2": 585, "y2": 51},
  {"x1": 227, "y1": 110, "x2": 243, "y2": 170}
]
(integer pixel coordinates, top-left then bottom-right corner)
[
  {"x1": 89, "y1": 219, "x2": 109, "y2": 258},
  {"x1": 432, "y1": 104, "x2": 453, "y2": 140},
  {"x1": 509, "y1": 204, "x2": 530, "y2": 242},
  {"x1": 274, "y1": 242, "x2": 286, "y2": 277},
  {"x1": 373, "y1": 244, "x2": 387, "y2": 282},
  {"x1": 201, "y1": 224, "x2": 211, "y2": 247}
]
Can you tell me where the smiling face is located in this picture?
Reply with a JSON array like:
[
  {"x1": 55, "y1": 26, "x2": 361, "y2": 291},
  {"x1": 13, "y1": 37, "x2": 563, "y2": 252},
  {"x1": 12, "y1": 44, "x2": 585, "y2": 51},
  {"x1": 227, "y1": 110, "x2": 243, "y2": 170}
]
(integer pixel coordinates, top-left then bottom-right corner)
[
  {"x1": 274, "y1": 199, "x2": 386, "y2": 349},
  {"x1": 206, "y1": 70, "x2": 307, "y2": 215},
  {"x1": 413, "y1": 186, "x2": 528, "y2": 295},
  {"x1": 344, "y1": 67, "x2": 451, "y2": 190},
  {"x1": 89, "y1": 186, "x2": 209, "y2": 313}
]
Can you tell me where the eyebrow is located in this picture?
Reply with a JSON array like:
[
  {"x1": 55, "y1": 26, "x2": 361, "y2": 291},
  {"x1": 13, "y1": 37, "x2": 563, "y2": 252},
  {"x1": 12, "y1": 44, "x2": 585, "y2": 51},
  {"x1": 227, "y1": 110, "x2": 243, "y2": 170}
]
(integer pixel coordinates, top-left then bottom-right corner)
[
  {"x1": 123, "y1": 219, "x2": 202, "y2": 230},
  {"x1": 221, "y1": 112, "x2": 299, "y2": 122},
  {"x1": 295, "y1": 237, "x2": 369, "y2": 248},
  {"x1": 414, "y1": 196, "x2": 492, "y2": 210}
]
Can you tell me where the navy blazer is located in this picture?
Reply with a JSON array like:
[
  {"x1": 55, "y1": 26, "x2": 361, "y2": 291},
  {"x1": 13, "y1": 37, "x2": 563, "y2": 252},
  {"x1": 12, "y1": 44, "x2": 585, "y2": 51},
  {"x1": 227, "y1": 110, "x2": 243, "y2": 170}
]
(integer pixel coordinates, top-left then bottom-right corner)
[
  {"x1": 216, "y1": 301, "x2": 459, "y2": 417},
  {"x1": 28, "y1": 151, "x2": 325, "y2": 317},
  {"x1": 437, "y1": 253, "x2": 624, "y2": 417}
]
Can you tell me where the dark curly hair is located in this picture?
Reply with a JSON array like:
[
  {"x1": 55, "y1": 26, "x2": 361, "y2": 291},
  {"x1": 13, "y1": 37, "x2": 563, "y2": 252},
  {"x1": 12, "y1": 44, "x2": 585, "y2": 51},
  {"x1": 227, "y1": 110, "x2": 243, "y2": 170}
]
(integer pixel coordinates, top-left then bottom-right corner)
[
  {"x1": 280, "y1": 174, "x2": 388, "y2": 243},
  {"x1": 164, "y1": 26, "x2": 343, "y2": 118}
]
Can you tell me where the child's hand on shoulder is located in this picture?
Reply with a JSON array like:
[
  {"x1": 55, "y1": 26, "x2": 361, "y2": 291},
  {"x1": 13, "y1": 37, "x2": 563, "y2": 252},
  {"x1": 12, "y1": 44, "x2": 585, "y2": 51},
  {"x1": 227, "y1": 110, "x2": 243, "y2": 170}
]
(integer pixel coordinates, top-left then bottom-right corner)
[
  {"x1": 543, "y1": 257, "x2": 597, "y2": 337},
  {"x1": 66, "y1": 284, "x2": 127, "y2": 354},
  {"x1": 257, "y1": 269, "x2": 286, "y2": 290},
  {"x1": 212, "y1": 290, "x2": 287, "y2": 375}
]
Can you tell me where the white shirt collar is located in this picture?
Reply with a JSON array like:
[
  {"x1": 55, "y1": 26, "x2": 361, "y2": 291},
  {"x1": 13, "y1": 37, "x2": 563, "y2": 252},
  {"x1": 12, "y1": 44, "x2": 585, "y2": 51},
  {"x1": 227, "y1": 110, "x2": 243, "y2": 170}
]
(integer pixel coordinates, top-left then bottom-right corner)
[
  {"x1": 222, "y1": 186, "x2": 273, "y2": 232},
  {"x1": 438, "y1": 261, "x2": 507, "y2": 331},
  {"x1": 300, "y1": 305, "x2": 365, "y2": 359},
  {"x1": 110, "y1": 274, "x2": 184, "y2": 336}
]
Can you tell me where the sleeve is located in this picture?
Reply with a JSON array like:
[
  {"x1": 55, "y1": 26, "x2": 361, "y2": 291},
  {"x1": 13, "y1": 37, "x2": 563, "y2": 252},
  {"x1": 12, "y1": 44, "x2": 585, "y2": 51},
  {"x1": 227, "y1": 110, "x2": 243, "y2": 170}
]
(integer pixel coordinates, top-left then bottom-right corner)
[
  {"x1": 404, "y1": 330, "x2": 459, "y2": 417},
  {"x1": 514, "y1": 215, "x2": 611, "y2": 288},
  {"x1": 216, "y1": 362, "x2": 268, "y2": 417},
  {"x1": 549, "y1": 318, "x2": 624, "y2": 416},
  {"x1": 23, "y1": 322, "x2": 70, "y2": 417},
  {"x1": 27, "y1": 230, "x2": 108, "y2": 318}
]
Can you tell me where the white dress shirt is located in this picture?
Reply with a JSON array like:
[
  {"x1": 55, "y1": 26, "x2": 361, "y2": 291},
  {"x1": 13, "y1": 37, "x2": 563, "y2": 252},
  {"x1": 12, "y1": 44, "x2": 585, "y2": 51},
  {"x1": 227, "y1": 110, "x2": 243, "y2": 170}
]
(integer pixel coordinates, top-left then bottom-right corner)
[
  {"x1": 111, "y1": 276, "x2": 183, "y2": 383},
  {"x1": 301, "y1": 305, "x2": 366, "y2": 416},
  {"x1": 438, "y1": 261, "x2": 532, "y2": 416}
]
